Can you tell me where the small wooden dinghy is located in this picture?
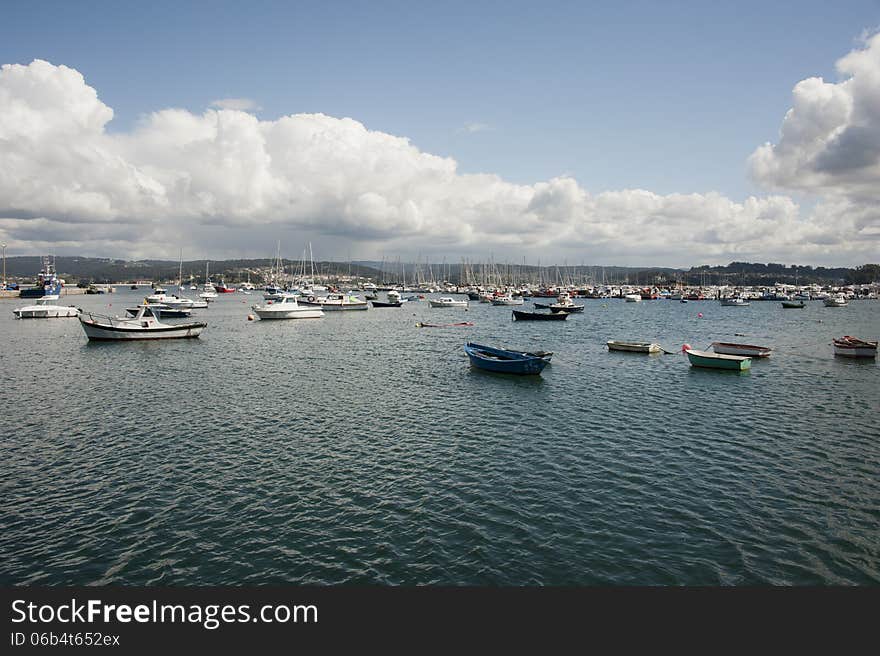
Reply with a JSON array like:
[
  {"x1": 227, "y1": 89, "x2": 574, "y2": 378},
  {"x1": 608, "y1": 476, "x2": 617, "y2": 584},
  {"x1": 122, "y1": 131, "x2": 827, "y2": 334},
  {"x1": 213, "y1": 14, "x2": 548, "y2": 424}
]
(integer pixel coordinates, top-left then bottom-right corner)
[
  {"x1": 833, "y1": 336, "x2": 878, "y2": 358},
  {"x1": 606, "y1": 340, "x2": 661, "y2": 353},
  {"x1": 710, "y1": 342, "x2": 772, "y2": 357},
  {"x1": 685, "y1": 349, "x2": 751, "y2": 371}
]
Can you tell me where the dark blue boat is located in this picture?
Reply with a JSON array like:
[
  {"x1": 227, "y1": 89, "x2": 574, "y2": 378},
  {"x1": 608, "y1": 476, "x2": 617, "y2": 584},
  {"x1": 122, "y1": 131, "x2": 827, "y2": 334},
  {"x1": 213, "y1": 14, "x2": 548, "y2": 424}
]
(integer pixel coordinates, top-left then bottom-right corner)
[{"x1": 464, "y1": 342, "x2": 552, "y2": 375}]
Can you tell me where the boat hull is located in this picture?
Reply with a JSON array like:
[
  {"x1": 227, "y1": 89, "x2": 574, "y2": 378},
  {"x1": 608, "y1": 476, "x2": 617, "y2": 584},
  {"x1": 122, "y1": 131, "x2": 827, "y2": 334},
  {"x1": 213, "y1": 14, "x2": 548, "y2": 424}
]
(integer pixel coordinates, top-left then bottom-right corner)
[
  {"x1": 781, "y1": 301, "x2": 805, "y2": 308},
  {"x1": 13, "y1": 305, "x2": 80, "y2": 318},
  {"x1": 253, "y1": 308, "x2": 324, "y2": 320},
  {"x1": 606, "y1": 341, "x2": 661, "y2": 353},
  {"x1": 710, "y1": 342, "x2": 772, "y2": 357},
  {"x1": 512, "y1": 310, "x2": 568, "y2": 321},
  {"x1": 79, "y1": 318, "x2": 206, "y2": 340},
  {"x1": 428, "y1": 300, "x2": 468, "y2": 308},
  {"x1": 833, "y1": 337, "x2": 878, "y2": 358},
  {"x1": 370, "y1": 301, "x2": 402, "y2": 308},
  {"x1": 464, "y1": 342, "x2": 550, "y2": 375},
  {"x1": 685, "y1": 349, "x2": 751, "y2": 370}
]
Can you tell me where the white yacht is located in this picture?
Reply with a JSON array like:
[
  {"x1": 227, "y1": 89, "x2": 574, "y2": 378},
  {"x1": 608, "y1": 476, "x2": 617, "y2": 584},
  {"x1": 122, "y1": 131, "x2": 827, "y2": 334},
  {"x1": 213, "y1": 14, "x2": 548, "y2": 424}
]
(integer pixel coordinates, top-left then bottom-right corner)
[
  {"x1": 491, "y1": 293, "x2": 524, "y2": 306},
  {"x1": 298, "y1": 292, "x2": 369, "y2": 311},
  {"x1": 251, "y1": 295, "x2": 324, "y2": 320}
]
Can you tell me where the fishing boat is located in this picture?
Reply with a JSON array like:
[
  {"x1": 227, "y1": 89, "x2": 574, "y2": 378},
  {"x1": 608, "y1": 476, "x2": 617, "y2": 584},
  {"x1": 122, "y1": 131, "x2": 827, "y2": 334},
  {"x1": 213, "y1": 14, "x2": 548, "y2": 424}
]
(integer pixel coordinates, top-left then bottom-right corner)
[
  {"x1": 13, "y1": 296, "x2": 80, "y2": 318},
  {"x1": 548, "y1": 293, "x2": 584, "y2": 313},
  {"x1": 684, "y1": 349, "x2": 751, "y2": 371},
  {"x1": 710, "y1": 342, "x2": 772, "y2": 357},
  {"x1": 19, "y1": 256, "x2": 62, "y2": 299},
  {"x1": 781, "y1": 300, "x2": 805, "y2": 309},
  {"x1": 832, "y1": 336, "x2": 878, "y2": 358},
  {"x1": 251, "y1": 295, "x2": 324, "y2": 320},
  {"x1": 720, "y1": 297, "x2": 750, "y2": 306},
  {"x1": 78, "y1": 304, "x2": 206, "y2": 341},
  {"x1": 370, "y1": 300, "x2": 403, "y2": 308},
  {"x1": 823, "y1": 295, "x2": 848, "y2": 307},
  {"x1": 606, "y1": 340, "x2": 661, "y2": 353},
  {"x1": 298, "y1": 292, "x2": 369, "y2": 311},
  {"x1": 624, "y1": 294, "x2": 642, "y2": 302},
  {"x1": 213, "y1": 280, "x2": 236, "y2": 293},
  {"x1": 512, "y1": 309, "x2": 568, "y2": 321},
  {"x1": 464, "y1": 342, "x2": 552, "y2": 375},
  {"x1": 428, "y1": 296, "x2": 468, "y2": 308}
]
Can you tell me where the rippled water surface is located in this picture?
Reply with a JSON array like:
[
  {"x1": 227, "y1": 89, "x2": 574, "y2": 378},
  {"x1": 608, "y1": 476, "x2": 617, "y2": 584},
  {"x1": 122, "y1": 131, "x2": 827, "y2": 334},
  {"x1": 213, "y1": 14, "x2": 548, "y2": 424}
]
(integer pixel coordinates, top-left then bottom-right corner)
[{"x1": 2, "y1": 290, "x2": 879, "y2": 585}]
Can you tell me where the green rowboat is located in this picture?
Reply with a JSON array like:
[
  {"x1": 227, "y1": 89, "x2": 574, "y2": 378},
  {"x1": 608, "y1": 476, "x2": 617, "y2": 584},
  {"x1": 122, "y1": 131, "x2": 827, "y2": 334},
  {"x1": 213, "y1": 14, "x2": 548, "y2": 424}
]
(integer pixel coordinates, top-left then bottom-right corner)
[{"x1": 685, "y1": 348, "x2": 751, "y2": 371}]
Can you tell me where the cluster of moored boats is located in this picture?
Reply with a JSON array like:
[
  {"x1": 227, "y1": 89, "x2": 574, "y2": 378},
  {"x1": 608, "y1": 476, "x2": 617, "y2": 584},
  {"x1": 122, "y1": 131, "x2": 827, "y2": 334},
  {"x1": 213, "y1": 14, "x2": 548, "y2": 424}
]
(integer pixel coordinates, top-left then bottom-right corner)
[{"x1": 9, "y1": 283, "x2": 878, "y2": 370}]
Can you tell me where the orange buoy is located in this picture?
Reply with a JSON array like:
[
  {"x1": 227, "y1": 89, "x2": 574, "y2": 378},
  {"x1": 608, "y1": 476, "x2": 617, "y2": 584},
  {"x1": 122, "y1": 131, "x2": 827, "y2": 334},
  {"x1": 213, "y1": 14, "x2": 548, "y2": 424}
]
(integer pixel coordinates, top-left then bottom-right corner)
[{"x1": 247, "y1": 314, "x2": 254, "y2": 321}]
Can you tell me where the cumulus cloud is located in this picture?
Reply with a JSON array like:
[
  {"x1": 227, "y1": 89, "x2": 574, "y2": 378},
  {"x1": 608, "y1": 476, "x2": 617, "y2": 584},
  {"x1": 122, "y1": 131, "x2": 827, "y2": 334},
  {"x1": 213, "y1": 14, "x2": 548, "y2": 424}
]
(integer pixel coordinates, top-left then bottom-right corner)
[
  {"x1": 0, "y1": 58, "x2": 877, "y2": 265},
  {"x1": 749, "y1": 32, "x2": 880, "y2": 204},
  {"x1": 210, "y1": 97, "x2": 261, "y2": 112}
]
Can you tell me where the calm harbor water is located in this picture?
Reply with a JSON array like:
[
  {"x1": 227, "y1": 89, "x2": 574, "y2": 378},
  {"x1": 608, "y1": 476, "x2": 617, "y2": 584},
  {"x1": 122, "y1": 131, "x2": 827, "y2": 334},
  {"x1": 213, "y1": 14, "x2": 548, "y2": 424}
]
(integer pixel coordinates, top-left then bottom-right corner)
[{"x1": 1, "y1": 290, "x2": 878, "y2": 585}]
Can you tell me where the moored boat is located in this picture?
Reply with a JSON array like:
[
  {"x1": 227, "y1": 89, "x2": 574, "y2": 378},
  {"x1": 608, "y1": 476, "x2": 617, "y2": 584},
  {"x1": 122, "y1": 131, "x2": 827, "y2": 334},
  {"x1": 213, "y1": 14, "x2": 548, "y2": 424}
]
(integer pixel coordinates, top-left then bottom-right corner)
[
  {"x1": 464, "y1": 342, "x2": 551, "y2": 375},
  {"x1": 13, "y1": 296, "x2": 80, "y2": 318},
  {"x1": 370, "y1": 300, "x2": 403, "y2": 308},
  {"x1": 685, "y1": 349, "x2": 751, "y2": 371},
  {"x1": 832, "y1": 336, "x2": 878, "y2": 358},
  {"x1": 298, "y1": 292, "x2": 369, "y2": 310},
  {"x1": 251, "y1": 295, "x2": 324, "y2": 319},
  {"x1": 823, "y1": 295, "x2": 848, "y2": 307},
  {"x1": 491, "y1": 294, "x2": 524, "y2": 306},
  {"x1": 720, "y1": 297, "x2": 750, "y2": 306},
  {"x1": 79, "y1": 304, "x2": 206, "y2": 341},
  {"x1": 781, "y1": 301, "x2": 805, "y2": 309},
  {"x1": 19, "y1": 256, "x2": 62, "y2": 299},
  {"x1": 428, "y1": 296, "x2": 468, "y2": 308},
  {"x1": 624, "y1": 294, "x2": 642, "y2": 302},
  {"x1": 512, "y1": 309, "x2": 568, "y2": 321},
  {"x1": 710, "y1": 342, "x2": 772, "y2": 357},
  {"x1": 548, "y1": 292, "x2": 584, "y2": 313},
  {"x1": 606, "y1": 340, "x2": 661, "y2": 353}
]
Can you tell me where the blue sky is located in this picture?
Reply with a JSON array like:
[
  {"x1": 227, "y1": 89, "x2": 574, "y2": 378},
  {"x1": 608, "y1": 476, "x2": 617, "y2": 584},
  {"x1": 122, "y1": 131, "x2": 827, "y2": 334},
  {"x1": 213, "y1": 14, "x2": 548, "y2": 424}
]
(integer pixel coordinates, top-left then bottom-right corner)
[
  {"x1": 4, "y1": 0, "x2": 874, "y2": 197},
  {"x1": 1, "y1": 1, "x2": 879, "y2": 265}
]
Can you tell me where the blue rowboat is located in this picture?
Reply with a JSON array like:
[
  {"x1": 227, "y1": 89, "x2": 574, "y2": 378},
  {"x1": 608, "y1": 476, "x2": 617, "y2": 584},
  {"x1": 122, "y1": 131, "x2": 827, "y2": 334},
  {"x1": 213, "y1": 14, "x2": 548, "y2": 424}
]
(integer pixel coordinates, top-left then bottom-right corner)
[{"x1": 464, "y1": 342, "x2": 551, "y2": 375}]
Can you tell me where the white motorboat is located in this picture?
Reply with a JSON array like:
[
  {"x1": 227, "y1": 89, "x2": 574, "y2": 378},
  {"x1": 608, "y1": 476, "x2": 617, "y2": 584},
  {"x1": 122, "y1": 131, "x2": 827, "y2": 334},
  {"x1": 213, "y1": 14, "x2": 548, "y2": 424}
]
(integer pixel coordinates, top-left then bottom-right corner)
[
  {"x1": 13, "y1": 295, "x2": 80, "y2": 319},
  {"x1": 823, "y1": 295, "x2": 848, "y2": 307},
  {"x1": 549, "y1": 292, "x2": 584, "y2": 313},
  {"x1": 251, "y1": 295, "x2": 324, "y2": 320},
  {"x1": 491, "y1": 294, "x2": 524, "y2": 306},
  {"x1": 79, "y1": 304, "x2": 206, "y2": 340},
  {"x1": 145, "y1": 292, "x2": 194, "y2": 309},
  {"x1": 624, "y1": 294, "x2": 642, "y2": 302},
  {"x1": 298, "y1": 292, "x2": 369, "y2": 311},
  {"x1": 720, "y1": 297, "x2": 750, "y2": 306},
  {"x1": 429, "y1": 296, "x2": 468, "y2": 308}
]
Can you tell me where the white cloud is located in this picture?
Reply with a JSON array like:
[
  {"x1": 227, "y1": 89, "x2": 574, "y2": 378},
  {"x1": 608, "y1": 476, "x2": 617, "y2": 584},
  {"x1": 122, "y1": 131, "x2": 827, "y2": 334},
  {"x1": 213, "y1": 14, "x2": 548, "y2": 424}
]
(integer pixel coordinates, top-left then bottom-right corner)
[
  {"x1": 210, "y1": 97, "x2": 261, "y2": 112},
  {"x1": 0, "y1": 58, "x2": 877, "y2": 266},
  {"x1": 749, "y1": 32, "x2": 880, "y2": 204}
]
